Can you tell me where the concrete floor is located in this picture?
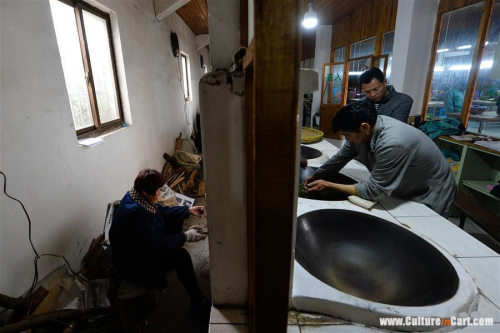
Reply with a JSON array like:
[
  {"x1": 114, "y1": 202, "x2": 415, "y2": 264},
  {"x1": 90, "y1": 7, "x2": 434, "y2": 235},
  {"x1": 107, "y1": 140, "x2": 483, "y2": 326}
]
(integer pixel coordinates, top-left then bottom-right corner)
[{"x1": 133, "y1": 196, "x2": 211, "y2": 333}]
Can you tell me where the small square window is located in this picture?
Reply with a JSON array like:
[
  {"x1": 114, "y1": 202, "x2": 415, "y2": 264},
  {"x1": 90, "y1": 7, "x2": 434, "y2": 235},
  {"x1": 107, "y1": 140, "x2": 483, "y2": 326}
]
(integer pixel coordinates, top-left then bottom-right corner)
[{"x1": 50, "y1": 0, "x2": 124, "y2": 138}]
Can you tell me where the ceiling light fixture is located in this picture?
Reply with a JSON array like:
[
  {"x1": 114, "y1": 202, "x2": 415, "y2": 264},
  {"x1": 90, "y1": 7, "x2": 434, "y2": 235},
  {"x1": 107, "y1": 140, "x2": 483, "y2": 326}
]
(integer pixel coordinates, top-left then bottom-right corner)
[{"x1": 302, "y1": 2, "x2": 318, "y2": 29}]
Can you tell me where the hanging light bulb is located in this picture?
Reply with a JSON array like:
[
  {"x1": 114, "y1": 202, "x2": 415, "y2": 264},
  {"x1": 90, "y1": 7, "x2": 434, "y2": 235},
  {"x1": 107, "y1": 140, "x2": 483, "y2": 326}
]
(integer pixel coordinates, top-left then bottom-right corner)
[{"x1": 302, "y1": 2, "x2": 318, "y2": 29}]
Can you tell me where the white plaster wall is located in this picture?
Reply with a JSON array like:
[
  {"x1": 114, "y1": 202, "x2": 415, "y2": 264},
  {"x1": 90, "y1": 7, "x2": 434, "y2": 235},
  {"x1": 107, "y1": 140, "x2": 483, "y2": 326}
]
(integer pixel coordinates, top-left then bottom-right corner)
[
  {"x1": 199, "y1": 73, "x2": 247, "y2": 305},
  {"x1": 0, "y1": 0, "x2": 202, "y2": 296},
  {"x1": 202, "y1": 0, "x2": 245, "y2": 306},
  {"x1": 200, "y1": 46, "x2": 212, "y2": 72},
  {"x1": 207, "y1": 0, "x2": 240, "y2": 68},
  {"x1": 311, "y1": 25, "x2": 332, "y2": 127},
  {"x1": 391, "y1": 0, "x2": 439, "y2": 116}
]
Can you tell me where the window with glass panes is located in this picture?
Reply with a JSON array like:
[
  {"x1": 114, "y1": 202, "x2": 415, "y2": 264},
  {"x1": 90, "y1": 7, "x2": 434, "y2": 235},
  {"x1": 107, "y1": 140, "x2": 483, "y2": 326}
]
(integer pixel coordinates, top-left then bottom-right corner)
[{"x1": 50, "y1": 0, "x2": 123, "y2": 138}]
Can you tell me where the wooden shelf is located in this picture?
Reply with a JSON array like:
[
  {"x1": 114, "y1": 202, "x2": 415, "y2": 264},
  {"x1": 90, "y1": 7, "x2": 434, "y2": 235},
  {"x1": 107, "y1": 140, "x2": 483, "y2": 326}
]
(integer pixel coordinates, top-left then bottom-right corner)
[
  {"x1": 462, "y1": 180, "x2": 500, "y2": 201},
  {"x1": 439, "y1": 136, "x2": 500, "y2": 157}
]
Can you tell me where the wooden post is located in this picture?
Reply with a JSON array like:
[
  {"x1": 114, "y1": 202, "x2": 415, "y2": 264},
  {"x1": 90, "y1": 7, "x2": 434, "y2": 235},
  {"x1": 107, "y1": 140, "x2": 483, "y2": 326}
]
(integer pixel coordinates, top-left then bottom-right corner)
[{"x1": 249, "y1": 0, "x2": 301, "y2": 331}]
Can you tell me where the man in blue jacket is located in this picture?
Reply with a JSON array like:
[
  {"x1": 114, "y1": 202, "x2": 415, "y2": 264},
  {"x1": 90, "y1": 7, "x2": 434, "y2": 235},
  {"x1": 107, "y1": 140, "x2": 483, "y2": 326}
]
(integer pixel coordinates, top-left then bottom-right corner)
[{"x1": 110, "y1": 169, "x2": 208, "y2": 311}]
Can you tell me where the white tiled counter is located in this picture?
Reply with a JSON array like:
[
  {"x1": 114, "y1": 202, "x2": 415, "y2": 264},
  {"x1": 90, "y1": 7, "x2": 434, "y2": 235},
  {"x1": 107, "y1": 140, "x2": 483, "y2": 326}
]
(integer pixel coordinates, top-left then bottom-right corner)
[
  {"x1": 208, "y1": 139, "x2": 500, "y2": 333},
  {"x1": 290, "y1": 139, "x2": 500, "y2": 332}
]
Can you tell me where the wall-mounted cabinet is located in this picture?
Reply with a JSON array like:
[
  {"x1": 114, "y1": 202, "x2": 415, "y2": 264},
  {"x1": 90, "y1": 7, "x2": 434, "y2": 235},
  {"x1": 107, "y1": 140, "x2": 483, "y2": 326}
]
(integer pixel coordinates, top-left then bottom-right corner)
[{"x1": 423, "y1": 0, "x2": 500, "y2": 139}]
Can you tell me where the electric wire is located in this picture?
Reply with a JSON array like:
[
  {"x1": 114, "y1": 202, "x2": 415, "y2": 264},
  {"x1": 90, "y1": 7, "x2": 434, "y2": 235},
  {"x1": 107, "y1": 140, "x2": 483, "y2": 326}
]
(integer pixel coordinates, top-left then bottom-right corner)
[{"x1": 0, "y1": 171, "x2": 77, "y2": 316}]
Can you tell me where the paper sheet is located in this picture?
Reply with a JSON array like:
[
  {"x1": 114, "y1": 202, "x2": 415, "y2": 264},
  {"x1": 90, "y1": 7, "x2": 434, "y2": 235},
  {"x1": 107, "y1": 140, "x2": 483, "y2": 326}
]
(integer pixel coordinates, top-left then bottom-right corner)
[{"x1": 474, "y1": 140, "x2": 500, "y2": 151}]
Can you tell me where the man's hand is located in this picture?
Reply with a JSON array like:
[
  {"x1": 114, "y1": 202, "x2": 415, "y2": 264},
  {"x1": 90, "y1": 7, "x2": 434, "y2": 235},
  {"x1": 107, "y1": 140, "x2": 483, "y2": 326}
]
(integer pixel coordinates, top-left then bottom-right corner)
[
  {"x1": 305, "y1": 179, "x2": 332, "y2": 192},
  {"x1": 189, "y1": 206, "x2": 205, "y2": 217},
  {"x1": 306, "y1": 180, "x2": 357, "y2": 196},
  {"x1": 302, "y1": 175, "x2": 314, "y2": 186}
]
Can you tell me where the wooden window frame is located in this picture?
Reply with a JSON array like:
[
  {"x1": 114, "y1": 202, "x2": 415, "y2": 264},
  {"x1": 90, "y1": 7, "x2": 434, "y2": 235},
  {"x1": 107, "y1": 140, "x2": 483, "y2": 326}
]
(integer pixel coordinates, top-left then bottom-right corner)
[
  {"x1": 421, "y1": 0, "x2": 495, "y2": 127},
  {"x1": 57, "y1": 0, "x2": 124, "y2": 139},
  {"x1": 349, "y1": 36, "x2": 377, "y2": 60},
  {"x1": 320, "y1": 61, "x2": 348, "y2": 106},
  {"x1": 180, "y1": 52, "x2": 192, "y2": 102}
]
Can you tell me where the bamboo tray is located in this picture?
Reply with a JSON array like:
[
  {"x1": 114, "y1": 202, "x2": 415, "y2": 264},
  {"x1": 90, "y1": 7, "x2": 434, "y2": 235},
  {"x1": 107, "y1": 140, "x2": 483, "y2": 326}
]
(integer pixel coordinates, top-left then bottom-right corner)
[{"x1": 301, "y1": 127, "x2": 324, "y2": 143}]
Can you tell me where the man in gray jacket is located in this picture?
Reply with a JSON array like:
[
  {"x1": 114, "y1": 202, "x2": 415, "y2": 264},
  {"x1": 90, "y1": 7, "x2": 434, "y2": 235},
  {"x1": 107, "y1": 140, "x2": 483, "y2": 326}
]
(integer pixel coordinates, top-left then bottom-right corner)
[
  {"x1": 304, "y1": 102, "x2": 456, "y2": 217},
  {"x1": 359, "y1": 68, "x2": 413, "y2": 123}
]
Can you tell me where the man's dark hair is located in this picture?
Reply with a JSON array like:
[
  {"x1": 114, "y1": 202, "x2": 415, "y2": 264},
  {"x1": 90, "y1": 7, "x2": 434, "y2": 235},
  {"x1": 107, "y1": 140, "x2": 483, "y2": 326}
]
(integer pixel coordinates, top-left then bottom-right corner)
[
  {"x1": 332, "y1": 102, "x2": 378, "y2": 132},
  {"x1": 134, "y1": 169, "x2": 166, "y2": 195},
  {"x1": 359, "y1": 68, "x2": 385, "y2": 87}
]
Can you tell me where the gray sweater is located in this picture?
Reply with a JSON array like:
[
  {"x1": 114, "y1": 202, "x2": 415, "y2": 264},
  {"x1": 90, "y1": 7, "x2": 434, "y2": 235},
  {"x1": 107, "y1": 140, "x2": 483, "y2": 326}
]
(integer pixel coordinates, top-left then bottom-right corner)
[
  {"x1": 314, "y1": 116, "x2": 457, "y2": 217},
  {"x1": 362, "y1": 85, "x2": 413, "y2": 123}
]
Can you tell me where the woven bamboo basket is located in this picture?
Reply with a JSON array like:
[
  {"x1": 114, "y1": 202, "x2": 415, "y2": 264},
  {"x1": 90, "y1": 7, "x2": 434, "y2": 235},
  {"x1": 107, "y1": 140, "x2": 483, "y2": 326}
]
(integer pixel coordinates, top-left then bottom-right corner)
[{"x1": 301, "y1": 127, "x2": 324, "y2": 143}]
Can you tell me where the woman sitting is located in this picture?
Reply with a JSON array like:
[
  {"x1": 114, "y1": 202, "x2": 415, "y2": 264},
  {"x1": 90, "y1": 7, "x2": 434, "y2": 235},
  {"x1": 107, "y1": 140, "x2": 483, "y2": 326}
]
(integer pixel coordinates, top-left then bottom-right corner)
[{"x1": 109, "y1": 169, "x2": 208, "y2": 310}]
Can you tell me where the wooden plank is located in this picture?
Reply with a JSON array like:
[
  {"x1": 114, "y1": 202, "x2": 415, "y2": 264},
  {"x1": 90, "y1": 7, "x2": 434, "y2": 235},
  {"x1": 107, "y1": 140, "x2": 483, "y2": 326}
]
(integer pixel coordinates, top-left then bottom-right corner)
[
  {"x1": 376, "y1": 0, "x2": 392, "y2": 34},
  {"x1": 350, "y1": 7, "x2": 363, "y2": 42},
  {"x1": 331, "y1": 0, "x2": 397, "y2": 52},
  {"x1": 461, "y1": 0, "x2": 495, "y2": 127},
  {"x1": 176, "y1": 0, "x2": 209, "y2": 35},
  {"x1": 440, "y1": 136, "x2": 500, "y2": 157},
  {"x1": 243, "y1": 38, "x2": 254, "y2": 69},
  {"x1": 251, "y1": 0, "x2": 300, "y2": 331},
  {"x1": 32, "y1": 285, "x2": 63, "y2": 316},
  {"x1": 331, "y1": 16, "x2": 349, "y2": 51},
  {"x1": 389, "y1": 0, "x2": 398, "y2": 30},
  {"x1": 360, "y1": 2, "x2": 371, "y2": 40}
]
